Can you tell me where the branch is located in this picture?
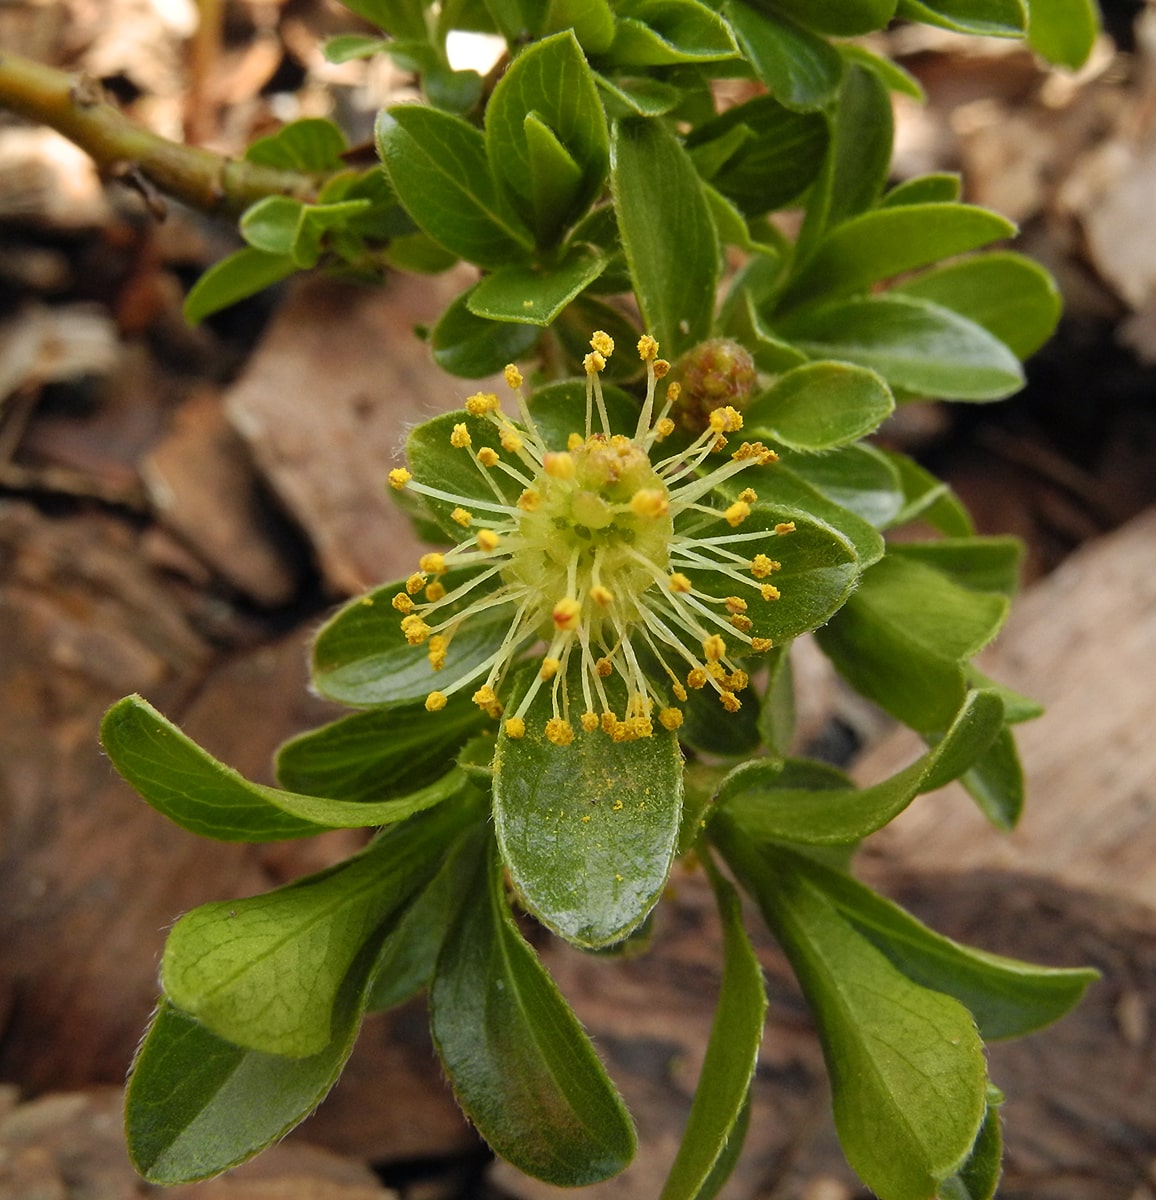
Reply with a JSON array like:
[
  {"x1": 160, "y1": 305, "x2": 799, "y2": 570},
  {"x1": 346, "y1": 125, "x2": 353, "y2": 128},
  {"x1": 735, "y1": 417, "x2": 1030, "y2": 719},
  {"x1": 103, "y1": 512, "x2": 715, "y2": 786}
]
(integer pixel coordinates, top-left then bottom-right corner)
[{"x1": 0, "y1": 48, "x2": 324, "y2": 219}]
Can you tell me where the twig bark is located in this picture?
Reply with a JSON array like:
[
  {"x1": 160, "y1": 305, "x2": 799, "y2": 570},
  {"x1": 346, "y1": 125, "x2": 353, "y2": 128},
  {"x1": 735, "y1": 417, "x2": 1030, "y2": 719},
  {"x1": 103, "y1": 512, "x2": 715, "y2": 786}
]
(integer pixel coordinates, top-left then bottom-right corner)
[{"x1": 0, "y1": 48, "x2": 324, "y2": 219}]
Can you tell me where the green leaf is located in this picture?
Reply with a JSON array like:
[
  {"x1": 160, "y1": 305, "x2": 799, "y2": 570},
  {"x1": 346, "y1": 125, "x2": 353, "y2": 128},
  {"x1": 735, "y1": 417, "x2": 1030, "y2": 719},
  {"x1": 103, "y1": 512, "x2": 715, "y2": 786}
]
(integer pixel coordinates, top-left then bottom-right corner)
[
  {"x1": 776, "y1": 203, "x2": 1016, "y2": 314},
  {"x1": 745, "y1": 362, "x2": 894, "y2": 451},
  {"x1": 601, "y1": 0, "x2": 740, "y2": 65},
  {"x1": 966, "y1": 666, "x2": 1042, "y2": 724},
  {"x1": 713, "y1": 836, "x2": 988, "y2": 1200},
  {"x1": 311, "y1": 575, "x2": 512, "y2": 708},
  {"x1": 245, "y1": 117, "x2": 348, "y2": 171},
  {"x1": 716, "y1": 687, "x2": 1005, "y2": 844},
  {"x1": 275, "y1": 695, "x2": 488, "y2": 803},
  {"x1": 659, "y1": 864, "x2": 767, "y2": 1200},
  {"x1": 939, "y1": 1103, "x2": 1003, "y2": 1200},
  {"x1": 882, "y1": 172, "x2": 962, "y2": 207},
  {"x1": 594, "y1": 72, "x2": 683, "y2": 117},
  {"x1": 340, "y1": 0, "x2": 427, "y2": 38},
  {"x1": 896, "y1": 0, "x2": 1026, "y2": 37},
  {"x1": 368, "y1": 820, "x2": 490, "y2": 1011},
  {"x1": 239, "y1": 196, "x2": 304, "y2": 255},
  {"x1": 679, "y1": 675, "x2": 762, "y2": 758},
  {"x1": 492, "y1": 662, "x2": 684, "y2": 948},
  {"x1": 430, "y1": 843, "x2": 637, "y2": 1183},
  {"x1": 895, "y1": 251, "x2": 1061, "y2": 360},
  {"x1": 957, "y1": 725, "x2": 1024, "y2": 830},
  {"x1": 685, "y1": 96, "x2": 829, "y2": 216},
  {"x1": 884, "y1": 450, "x2": 975, "y2": 536},
  {"x1": 679, "y1": 506, "x2": 861, "y2": 644},
  {"x1": 815, "y1": 556, "x2": 1008, "y2": 732},
  {"x1": 126, "y1": 988, "x2": 363, "y2": 1184},
  {"x1": 322, "y1": 33, "x2": 390, "y2": 62},
  {"x1": 405, "y1": 408, "x2": 524, "y2": 518},
  {"x1": 183, "y1": 247, "x2": 296, "y2": 325},
  {"x1": 108, "y1": 691, "x2": 469, "y2": 834},
  {"x1": 376, "y1": 105, "x2": 533, "y2": 268},
  {"x1": 612, "y1": 117, "x2": 719, "y2": 356},
  {"x1": 385, "y1": 231, "x2": 460, "y2": 273},
  {"x1": 161, "y1": 794, "x2": 481, "y2": 1057},
  {"x1": 839, "y1": 42, "x2": 926, "y2": 100},
  {"x1": 527, "y1": 378, "x2": 640, "y2": 448},
  {"x1": 289, "y1": 200, "x2": 373, "y2": 269},
  {"x1": 796, "y1": 63, "x2": 892, "y2": 253},
  {"x1": 424, "y1": 66, "x2": 485, "y2": 114},
  {"x1": 747, "y1": 0, "x2": 897, "y2": 36},
  {"x1": 789, "y1": 853, "x2": 1098, "y2": 1040},
  {"x1": 722, "y1": 1, "x2": 843, "y2": 111},
  {"x1": 466, "y1": 248, "x2": 607, "y2": 326},
  {"x1": 756, "y1": 643, "x2": 795, "y2": 757},
  {"x1": 485, "y1": 32, "x2": 610, "y2": 241},
  {"x1": 544, "y1": 0, "x2": 617, "y2": 53},
  {"x1": 888, "y1": 536, "x2": 1022, "y2": 597},
  {"x1": 431, "y1": 285, "x2": 541, "y2": 378},
  {"x1": 1028, "y1": 0, "x2": 1099, "y2": 69},
  {"x1": 777, "y1": 294, "x2": 1025, "y2": 402},
  {"x1": 784, "y1": 442, "x2": 904, "y2": 529}
]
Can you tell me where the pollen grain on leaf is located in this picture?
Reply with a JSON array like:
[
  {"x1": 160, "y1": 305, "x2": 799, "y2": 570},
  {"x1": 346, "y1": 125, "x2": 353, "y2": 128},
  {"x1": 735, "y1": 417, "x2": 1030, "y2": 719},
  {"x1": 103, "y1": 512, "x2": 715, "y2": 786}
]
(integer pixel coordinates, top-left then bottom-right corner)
[{"x1": 392, "y1": 332, "x2": 794, "y2": 742}]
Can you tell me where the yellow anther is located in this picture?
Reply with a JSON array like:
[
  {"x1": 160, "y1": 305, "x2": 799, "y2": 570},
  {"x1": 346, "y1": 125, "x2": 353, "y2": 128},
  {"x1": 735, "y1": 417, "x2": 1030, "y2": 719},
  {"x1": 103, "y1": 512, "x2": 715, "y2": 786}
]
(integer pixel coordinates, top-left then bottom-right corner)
[
  {"x1": 637, "y1": 334, "x2": 659, "y2": 361},
  {"x1": 775, "y1": 521, "x2": 797, "y2": 535},
  {"x1": 725, "y1": 670, "x2": 749, "y2": 692},
  {"x1": 477, "y1": 447, "x2": 500, "y2": 467},
  {"x1": 584, "y1": 351, "x2": 606, "y2": 374},
  {"x1": 401, "y1": 615, "x2": 432, "y2": 645},
  {"x1": 703, "y1": 634, "x2": 727, "y2": 662},
  {"x1": 450, "y1": 423, "x2": 471, "y2": 449},
  {"x1": 631, "y1": 488, "x2": 669, "y2": 519},
  {"x1": 425, "y1": 580, "x2": 446, "y2": 601},
  {"x1": 406, "y1": 572, "x2": 427, "y2": 594},
  {"x1": 428, "y1": 635, "x2": 448, "y2": 670},
  {"x1": 392, "y1": 592, "x2": 414, "y2": 614},
  {"x1": 725, "y1": 500, "x2": 751, "y2": 527},
  {"x1": 653, "y1": 359, "x2": 670, "y2": 379},
  {"x1": 628, "y1": 716, "x2": 654, "y2": 739},
  {"x1": 730, "y1": 614, "x2": 753, "y2": 632},
  {"x1": 750, "y1": 637, "x2": 773, "y2": 652},
  {"x1": 719, "y1": 691, "x2": 742, "y2": 713},
  {"x1": 546, "y1": 718, "x2": 575, "y2": 746},
  {"x1": 552, "y1": 597, "x2": 581, "y2": 631},
  {"x1": 388, "y1": 467, "x2": 411, "y2": 490},
  {"x1": 596, "y1": 657, "x2": 613, "y2": 678},
  {"x1": 590, "y1": 584, "x2": 614, "y2": 607},
  {"x1": 750, "y1": 554, "x2": 776, "y2": 579},
  {"x1": 504, "y1": 364, "x2": 523, "y2": 389},
  {"x1": 659, "y1": 707, "x2": 683, "y2": 731},
  {"x1": 544, "y1": 451, "x2": 575, "y2": 480},
  {"x1": 610, "y1": 720, "x2": 630, "y2": 743},
  {"x1": 672, "y1": 682, "x2": 688, "y2": 702},
  {"x1": 581, "y1": 711, "x2": 600, "y2": 732},
  {"x1": 687, "y1": 668, "x2": 708, "y2": 690},
  {"x1": 500, "y1": 428, "x2": 524, "y2": 453},
  {"x1": 505, "y1": 716, "x2": 526, "y2": 739},
  {"x1": 666, "y1": 381, "x2": 682, "y2": 402},
  {"x1": 725, "y1": 596, "x2": 748, "y2": 614},
  {"x1": 761, "y1": 584, "x2": 781, "y2": 602},
  {"x1": 737, "y1": 488, "x2": 758, "y2": 504},
  {"x1": 601, "y1": 711, "x2": 618, "y2": 734},
  {"x1": 540, "y1": 657, "x2": 561, "y2": 681},
  {"x1": 590, "y1": 330, "x2": 615, "y2": 357},
  {"x1": 425, "y1": 691, "x2": 447, "y2": 712},
  {"x1": 709, "y1": 406, "x2": 744, "y2": 433},
  {"x1": 668, "y1": 572, "x2": 692, "y2": 594},
  {"x1": 419, "y1": 552, "x2": 447, "y2": 575},
  {"x1": 706, "y1": 661, "x2": 726, "y2": 681},
  {"x1": 518, "y1": 489, "x2": 541, "y2": 512},
  {"x1": 655, "y1": 417, "x2": 675, "y2": 440},
  {"x1": 451, "y1": 507, "x2": 473, "y2": 527},
  {"x1": 465, "y1": 392, "x2": 499, "y2": 416},
  {"x1": 477, "y1": 529, "x2": 500, "y2": 552},
  {"x1": 567, "y1": 432, "x2": 584, "y2": 451},
  {"x1": 473, "y1": 685, "x2": 499, "y2": 710}
]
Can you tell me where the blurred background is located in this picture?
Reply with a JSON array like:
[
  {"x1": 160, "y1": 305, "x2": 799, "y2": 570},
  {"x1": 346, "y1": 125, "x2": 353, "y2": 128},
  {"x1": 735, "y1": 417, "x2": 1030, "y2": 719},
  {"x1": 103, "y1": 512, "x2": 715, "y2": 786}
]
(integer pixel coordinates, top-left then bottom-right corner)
[{"x1": 1, "y1": 1, "x2": 1156, "y2": 1195}]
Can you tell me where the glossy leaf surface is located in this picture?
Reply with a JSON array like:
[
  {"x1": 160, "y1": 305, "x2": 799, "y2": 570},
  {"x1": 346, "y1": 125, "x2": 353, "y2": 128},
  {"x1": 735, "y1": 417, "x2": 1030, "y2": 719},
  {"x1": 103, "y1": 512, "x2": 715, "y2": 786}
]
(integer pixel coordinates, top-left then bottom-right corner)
[
  {"x1": 431, "y1": 844, "x2": 636, "y2": 1182},
  {"x1": 723, "y1": 1, "x2": 843, "y2": 111}
]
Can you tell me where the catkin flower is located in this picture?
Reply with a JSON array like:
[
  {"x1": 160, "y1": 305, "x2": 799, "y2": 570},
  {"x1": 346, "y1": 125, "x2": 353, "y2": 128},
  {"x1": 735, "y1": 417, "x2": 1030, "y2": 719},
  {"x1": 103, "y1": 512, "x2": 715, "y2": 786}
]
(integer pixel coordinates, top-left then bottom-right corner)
[{"x1": 390, "y1": 331, "x2": 798, "y2": 742}]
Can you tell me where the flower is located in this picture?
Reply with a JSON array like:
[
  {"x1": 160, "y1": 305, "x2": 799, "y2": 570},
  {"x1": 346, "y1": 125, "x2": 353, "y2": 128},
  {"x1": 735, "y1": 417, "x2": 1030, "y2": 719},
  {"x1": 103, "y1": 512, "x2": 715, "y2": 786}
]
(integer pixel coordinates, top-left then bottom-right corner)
[{"x1": 390, "y1": 333, "x2": 795, "y2": 746}]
